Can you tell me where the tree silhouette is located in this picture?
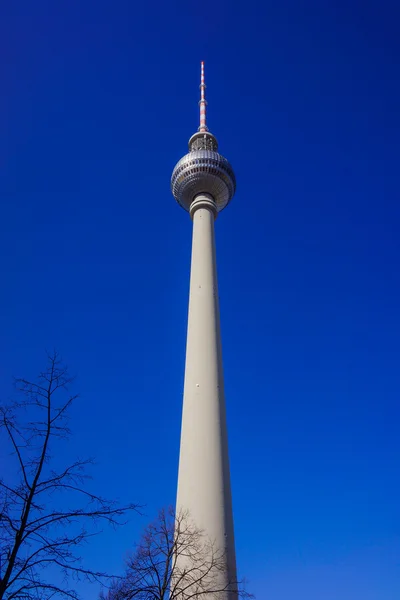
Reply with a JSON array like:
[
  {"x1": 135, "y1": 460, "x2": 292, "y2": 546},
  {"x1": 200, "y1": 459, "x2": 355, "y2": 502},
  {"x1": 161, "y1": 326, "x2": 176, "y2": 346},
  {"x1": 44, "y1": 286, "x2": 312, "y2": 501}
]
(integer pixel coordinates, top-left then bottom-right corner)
[
  {"x1": 100, "y1": 507, "x2": 253, "y2": 600},
  {"x1": 0, "y1": 352, "x2": 138, "y2": 600}
]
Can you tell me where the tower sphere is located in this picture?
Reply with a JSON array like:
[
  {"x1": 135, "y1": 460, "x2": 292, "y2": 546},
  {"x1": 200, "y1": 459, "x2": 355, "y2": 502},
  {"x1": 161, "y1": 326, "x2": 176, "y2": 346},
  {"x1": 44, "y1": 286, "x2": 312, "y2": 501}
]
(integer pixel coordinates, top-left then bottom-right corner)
[{"x1": 171, "y1": 133, "x2": 236, "y2": 213}]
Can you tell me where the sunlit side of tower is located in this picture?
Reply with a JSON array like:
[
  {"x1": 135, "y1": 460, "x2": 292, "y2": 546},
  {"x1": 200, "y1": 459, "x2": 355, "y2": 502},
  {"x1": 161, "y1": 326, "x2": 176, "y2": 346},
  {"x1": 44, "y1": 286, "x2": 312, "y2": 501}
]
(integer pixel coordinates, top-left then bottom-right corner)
[{"x1": 171, "y1": 62, "x2": 238, "y2": 599}]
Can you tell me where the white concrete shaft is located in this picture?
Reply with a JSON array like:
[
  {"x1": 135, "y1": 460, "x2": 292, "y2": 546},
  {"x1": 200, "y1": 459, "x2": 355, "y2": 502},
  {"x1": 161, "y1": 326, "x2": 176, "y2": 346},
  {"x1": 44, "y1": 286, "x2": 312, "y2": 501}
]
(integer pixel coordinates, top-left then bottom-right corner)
[{"x1": 176, "y1": 194, "x2": 238, "y2": 599}]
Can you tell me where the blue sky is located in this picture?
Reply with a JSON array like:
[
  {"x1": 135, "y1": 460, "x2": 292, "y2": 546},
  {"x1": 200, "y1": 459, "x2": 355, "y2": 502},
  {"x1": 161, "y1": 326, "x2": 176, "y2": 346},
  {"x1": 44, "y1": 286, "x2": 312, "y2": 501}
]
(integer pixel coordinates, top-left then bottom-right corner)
[{"x1": 1, "y1": 1, "x2": 399, "y2": 598}]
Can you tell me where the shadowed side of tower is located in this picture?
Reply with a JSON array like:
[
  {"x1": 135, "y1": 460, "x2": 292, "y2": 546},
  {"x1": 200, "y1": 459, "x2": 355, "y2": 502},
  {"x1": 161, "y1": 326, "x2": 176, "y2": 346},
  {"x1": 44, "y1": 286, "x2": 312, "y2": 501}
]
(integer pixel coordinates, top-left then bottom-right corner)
[{"x1": 171, "y1": 63, "x2": 238, "y2": 599}]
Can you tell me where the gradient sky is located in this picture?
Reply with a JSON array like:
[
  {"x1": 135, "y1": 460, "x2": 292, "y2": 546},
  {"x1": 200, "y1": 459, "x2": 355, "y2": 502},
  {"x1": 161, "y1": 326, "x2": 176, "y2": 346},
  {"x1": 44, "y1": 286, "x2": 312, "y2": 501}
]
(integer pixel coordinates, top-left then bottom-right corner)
[{"x1": 1, "y1": 1, "x2": 400, "y2": 598}]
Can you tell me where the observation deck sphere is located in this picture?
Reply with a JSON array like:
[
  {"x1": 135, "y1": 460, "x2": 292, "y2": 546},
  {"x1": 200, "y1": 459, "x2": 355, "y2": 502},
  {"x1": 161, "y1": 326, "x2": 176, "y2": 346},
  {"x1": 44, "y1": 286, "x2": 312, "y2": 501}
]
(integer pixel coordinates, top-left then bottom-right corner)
[{"x1": 171, "y1": 149, "x2": 236, "y2": 213}]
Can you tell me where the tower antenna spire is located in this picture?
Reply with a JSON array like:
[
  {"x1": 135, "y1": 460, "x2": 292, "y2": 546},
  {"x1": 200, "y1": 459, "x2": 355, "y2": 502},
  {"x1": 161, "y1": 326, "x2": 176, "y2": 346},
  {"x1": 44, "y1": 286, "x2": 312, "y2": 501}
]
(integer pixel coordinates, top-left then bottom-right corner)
[{"x1": 199, "y1": 61, "x2": 208, "y2": 132}]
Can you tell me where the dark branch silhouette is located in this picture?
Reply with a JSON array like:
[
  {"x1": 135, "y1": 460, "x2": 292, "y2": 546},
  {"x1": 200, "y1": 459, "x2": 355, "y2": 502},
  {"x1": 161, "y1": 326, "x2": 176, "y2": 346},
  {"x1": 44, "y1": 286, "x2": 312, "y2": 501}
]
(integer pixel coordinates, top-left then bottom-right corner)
[
  {"x1": 0, "y1": 351, "x2": 139, "y2": 600},
  {"x1": 99, "y1": 508, "x2": 253, "y2": 600}
]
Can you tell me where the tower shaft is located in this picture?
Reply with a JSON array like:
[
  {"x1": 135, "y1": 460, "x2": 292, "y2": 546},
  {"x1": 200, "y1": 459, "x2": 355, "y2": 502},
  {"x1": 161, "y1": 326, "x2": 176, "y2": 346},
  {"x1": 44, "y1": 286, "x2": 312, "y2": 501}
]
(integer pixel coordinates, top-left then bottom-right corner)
[{"x1": 176, "y1": 194, "x2": 238, "y2": 598}]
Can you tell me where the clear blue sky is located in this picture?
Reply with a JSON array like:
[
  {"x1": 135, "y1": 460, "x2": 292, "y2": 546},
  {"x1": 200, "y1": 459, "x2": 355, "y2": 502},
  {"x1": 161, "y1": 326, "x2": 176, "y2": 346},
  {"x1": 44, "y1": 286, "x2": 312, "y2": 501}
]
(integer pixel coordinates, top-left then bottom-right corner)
[{"x1": 1, "y1": 1, "x2": 399, "y2": 598}]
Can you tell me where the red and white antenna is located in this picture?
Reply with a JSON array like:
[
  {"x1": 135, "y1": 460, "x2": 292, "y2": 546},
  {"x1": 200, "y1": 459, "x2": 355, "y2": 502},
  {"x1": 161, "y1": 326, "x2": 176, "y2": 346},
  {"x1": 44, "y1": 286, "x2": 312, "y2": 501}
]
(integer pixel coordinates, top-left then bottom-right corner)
[{"x1": 199, "y1": 61, "x2": 208, "y2": 132}]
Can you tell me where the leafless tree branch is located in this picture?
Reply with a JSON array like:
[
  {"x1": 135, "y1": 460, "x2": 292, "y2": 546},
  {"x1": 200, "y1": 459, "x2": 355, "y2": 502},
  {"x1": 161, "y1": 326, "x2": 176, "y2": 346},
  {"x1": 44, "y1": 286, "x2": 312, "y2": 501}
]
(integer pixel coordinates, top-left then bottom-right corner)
[
  {"x1": 99, "y1": 508, "x2": 253, "y2": 600},
  {"x1": 0, "y1": 352, "x2": 140, "y2": 600}
]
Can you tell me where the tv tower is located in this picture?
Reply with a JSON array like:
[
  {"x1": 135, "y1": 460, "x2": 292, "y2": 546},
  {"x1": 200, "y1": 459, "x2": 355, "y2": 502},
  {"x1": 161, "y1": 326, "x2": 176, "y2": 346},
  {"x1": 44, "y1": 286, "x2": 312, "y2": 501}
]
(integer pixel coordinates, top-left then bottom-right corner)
[{"x1": 171, "y1": 62, "x2": 238, "y2": 598}]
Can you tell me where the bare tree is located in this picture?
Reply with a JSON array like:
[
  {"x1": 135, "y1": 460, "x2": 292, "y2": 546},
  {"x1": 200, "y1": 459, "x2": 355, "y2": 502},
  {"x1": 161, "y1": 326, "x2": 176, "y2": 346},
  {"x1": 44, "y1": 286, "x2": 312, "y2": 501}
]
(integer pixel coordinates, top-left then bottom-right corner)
[
  {"x1": 0, "y1": 351, "x2": 139, "y2": 600},
  {"x1": 99, "y1": 508, "x2": 253, "y2": 600}
]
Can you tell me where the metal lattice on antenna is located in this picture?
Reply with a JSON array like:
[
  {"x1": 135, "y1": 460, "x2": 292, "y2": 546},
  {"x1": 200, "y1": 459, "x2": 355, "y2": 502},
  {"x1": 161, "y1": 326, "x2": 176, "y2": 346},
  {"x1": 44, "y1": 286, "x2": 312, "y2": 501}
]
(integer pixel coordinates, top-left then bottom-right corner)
[{"x1": 199, "y1": 61, "x2": 208, "y2": 132}]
